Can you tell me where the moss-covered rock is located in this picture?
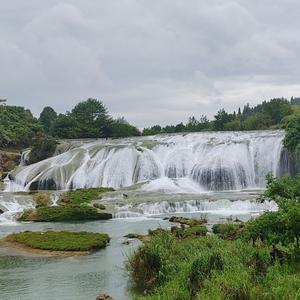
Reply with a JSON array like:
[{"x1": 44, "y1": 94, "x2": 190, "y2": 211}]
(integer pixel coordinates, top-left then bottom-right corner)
[
  {"x1": 18, "y1": 205, "x2": 112, "y2": 222},
  {"x1": 32, "y1": 192, "x2": 51, "y2": 207},
  {"x1": 60, "y1": 188, "x2": 114, "y2": 205},
  {"x1": 4, "y1": 231, "x2": 110, "y2": 252},
  {"x1": 93, "y1": 203, "x2": 106, "y2": 210},
  {"x1": 169, "y1": 216, "x2": 207, "y2": 226}
]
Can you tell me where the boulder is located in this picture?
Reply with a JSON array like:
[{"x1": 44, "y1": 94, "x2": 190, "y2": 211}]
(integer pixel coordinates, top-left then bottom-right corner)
[{"x1": 96, "y1": 294, "x2": 114, "y2": 300}]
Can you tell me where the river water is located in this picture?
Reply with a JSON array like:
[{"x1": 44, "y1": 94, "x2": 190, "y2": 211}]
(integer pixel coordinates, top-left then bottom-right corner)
[{"x1": 0, "y1": 131, "x2": 285, "y2": 299}]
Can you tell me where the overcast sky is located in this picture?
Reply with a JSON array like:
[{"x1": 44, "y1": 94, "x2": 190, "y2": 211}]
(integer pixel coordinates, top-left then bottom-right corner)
[{"x1": 1, "y1": 0, "x2": 300, "y2": 127}]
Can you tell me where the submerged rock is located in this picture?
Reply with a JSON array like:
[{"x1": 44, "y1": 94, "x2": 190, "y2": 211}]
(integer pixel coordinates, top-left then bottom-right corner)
[{"x1": 96, "y1": 294, "x2": 114, "y2": 300}]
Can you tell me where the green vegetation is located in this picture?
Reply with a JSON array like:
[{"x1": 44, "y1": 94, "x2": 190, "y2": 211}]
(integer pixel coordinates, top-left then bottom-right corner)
[
  {"x1": 28, "y1": 133, "x2": 57, "y2": 164},
  {"x1": 283, "y1": 113, "x2": 300, "y2": 159},
  {"x1": 93, "y1": 203, "x2": 106, "y2": 210},
  {"x1": 169, "y1": 216, "x2": 207, "y2": 226},
  {"x1": 143, "y1": 98, "x2": 294, "y2": 135},
  {"x1": 212, "y1": 223, "x2": 244, "y2": 240},
  {"x1": 19, "y1": 187, "x2": 113, "y2": 222},
  {"x1": 61, "y1": 187, "x2": 114, "y2": 205},
  {"x1": 128, "y1": 174, "x2": 300, "y2": 299},
  {"x1": 0, "y1": 105, "x2": 43, "y2": 148},
  {"x1": 4, "y1": 231, "x2": 110, "y2": 252},
  {"x1": 48, "y1": 98, "x2": 141, "y2": 139},
  {"x1": 128, "y1": 232, "x2": 300, "y2": 299},
  {"x1": 19, "y1": 205, "x2": 112, "y2": 222}
]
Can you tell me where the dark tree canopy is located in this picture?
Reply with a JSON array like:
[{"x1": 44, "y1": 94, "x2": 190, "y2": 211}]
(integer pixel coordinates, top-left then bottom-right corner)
[{"x1": 39, "y1": 106, "x2": 57, "y2": 133}]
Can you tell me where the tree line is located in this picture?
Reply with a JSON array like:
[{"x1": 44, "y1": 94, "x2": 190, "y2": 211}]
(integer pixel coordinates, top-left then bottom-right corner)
[
  {"x1": 143, "y1": 97, "x2": 296, "y2": 135},
  {"x1": 0, "y1": 97, "x2": 299, "y2": 155}
]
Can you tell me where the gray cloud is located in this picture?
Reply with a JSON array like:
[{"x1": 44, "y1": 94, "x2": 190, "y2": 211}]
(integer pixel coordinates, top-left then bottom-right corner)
[{"x1": 1, "y1": 0, "x2": 300, "y2": 127}]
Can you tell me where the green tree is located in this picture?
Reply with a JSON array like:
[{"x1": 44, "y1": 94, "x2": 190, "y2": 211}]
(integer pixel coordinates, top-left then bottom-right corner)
[
  {"x1": 283, "y1": 113, "x2": 300, "y2": 156},
  {"x1": 50, "y1": 114, "x2": 80, "y2": 139},
  {"x1": 213, "y1": 109, "x2": 233, "y2": 131},
  {"x1": 39, "y1": 106, "x2": 57, "y2": 134},
  {"x1": 71, "y1": 98, "x2": 113, "y2": 138},
  {"x1": 110, "y1": 117, "x2": 141, "y2": 138}
]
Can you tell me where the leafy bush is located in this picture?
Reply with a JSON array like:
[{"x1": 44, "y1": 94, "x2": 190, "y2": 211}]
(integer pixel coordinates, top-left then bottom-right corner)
[{"x1": 212, "y1": 223, "x2": 244, "y2": 240}]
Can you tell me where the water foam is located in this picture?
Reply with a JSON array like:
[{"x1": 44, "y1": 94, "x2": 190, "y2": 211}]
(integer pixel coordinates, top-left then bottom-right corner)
[{"x1": 6, "y1": 130, "x2": 285, "y2": 192}]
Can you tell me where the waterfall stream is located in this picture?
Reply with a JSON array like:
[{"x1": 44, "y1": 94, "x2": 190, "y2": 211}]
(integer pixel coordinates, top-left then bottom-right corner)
[{"x1": 5, "y1": 130, "x2": 286, "y2": 192}]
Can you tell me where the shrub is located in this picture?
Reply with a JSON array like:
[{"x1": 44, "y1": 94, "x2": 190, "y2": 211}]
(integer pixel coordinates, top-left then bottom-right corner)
[{"x1": 212, "y1": 223, "x2": 244, "y2": 240}]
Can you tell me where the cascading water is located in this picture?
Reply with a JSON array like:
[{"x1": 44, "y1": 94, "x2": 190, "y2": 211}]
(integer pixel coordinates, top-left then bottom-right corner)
[
  {"x1": 5, "y1": 130, "x2": 286, "y2": 192},
  {"x1": 0, "y1": 193, "x2": 34, "y2": 225}
]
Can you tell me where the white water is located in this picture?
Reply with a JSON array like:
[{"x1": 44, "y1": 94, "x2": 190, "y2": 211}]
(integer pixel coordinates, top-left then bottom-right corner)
[
  {"x1": 0, "y1": 193, "x2": 34, "y2": 225},
  {"x1": 5, "y1": 130, "x2": 285, "y2": 192},
  {"x1": 113, "y1": 198, "x2": 277, "y2": 218}
]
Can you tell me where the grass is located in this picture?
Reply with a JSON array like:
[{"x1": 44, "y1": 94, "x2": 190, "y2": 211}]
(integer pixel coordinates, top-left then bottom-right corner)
[
  {"x1": 212, "y1": 223, "x2": 244, "y2": 240},
  {"x1": 18, "y1": 205, "x2": 112, "y2": 222},
  {"x1": 128, "y1": 231, "x2": 300, "y2": 299},
  {"x1": 61, "y1": 187, "x2": 114, "y2": 205},
  {"x1": 4, "y1": 231, "x2": 110, "y2": 252},
  {"x1": 18, "y1": 187, "x2": 114, "y2": 222}
]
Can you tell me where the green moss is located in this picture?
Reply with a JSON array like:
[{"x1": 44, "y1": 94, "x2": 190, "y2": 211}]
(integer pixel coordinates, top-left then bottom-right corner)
[
  {"x1": 32, "y1": 192, "x2": 51, "y2": 207},
  {"x1": 18, "y1": 205, "x2": 112, "y2": 222},
  {"x1": 5, "y1": 231, "x2": 110, "y2": 251},
  {"x1": 93, "y1": 203, "x2": 106, "y2": 210},
  {"x1": 61, "y1": 187, "x2": 114, "y2": 205},
  {"x1": 169, "y1": 216, "x2": 207, "y2": 226}
]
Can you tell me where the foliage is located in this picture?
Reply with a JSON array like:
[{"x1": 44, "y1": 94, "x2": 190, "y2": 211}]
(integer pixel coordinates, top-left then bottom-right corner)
[
  {"x1": 244, "y1": 175, "x2": 300, "y2": 248},
  {"x1": 5, "y1": 231, "x2": 110, "y2": 251},
  {"x1": 49, "y1": 114, "x2": 81, "y2": 139},
  {"x1": 212, "y1": 223, "x2": 244, "y2": 240},
  {"x1": 0, "y1": 105, "x2": 43, "y2": 148},
  {"x1": 28, "y1": 133, "x2": 57, "y2": 164},
  {"x1": 70, "y1": 98, "x2": 113, "y2": 138},
  {"x1": 110, "y1": 117, "x2": 141, "y2": 138},
  {"x1": 39, "y1": 106, "x2": 57, "y2": 134},
  {"x1": 262, "y1": 174, "x2": 300, "y2": 209},
  {"x1": 143, "y1": 97, "x2": 295, "y2": 135},
  {"x1": 171, "y1": 225, "x2": 208, "y2": 238},
  {"x1": 283, "y1": 113, "x2": 300, "y2": 158},
  {"x1": 18, "y1": 205, "x2": 112, "y2": 222},
  {"x1": 128, "y1": 232, "x2": 300, "y2": 300}
]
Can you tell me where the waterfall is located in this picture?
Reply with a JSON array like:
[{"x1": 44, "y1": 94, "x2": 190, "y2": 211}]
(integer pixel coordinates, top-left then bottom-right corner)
[
  {"x1": 113, "y1": 199, "x2": 278, "y2": 218},
  {"x1": 0, "y1": 193, "x2": 34, "y2": 225},
  {"x1": 6, "y1": 130, "x2": 287, "y2": 192}
]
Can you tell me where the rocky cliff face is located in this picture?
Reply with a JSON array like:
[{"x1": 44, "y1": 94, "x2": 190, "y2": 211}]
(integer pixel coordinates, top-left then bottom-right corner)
[{"x1": 0, "y1": 150, "x2": 21, "y2": 190}]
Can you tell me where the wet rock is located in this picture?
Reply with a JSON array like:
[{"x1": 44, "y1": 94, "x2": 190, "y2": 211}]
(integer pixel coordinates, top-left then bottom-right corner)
[
  {"x1": 0, "y1": 208, "x2": 4, "y2": 215},
  {"x1": 96, "y1": 294, "x2": 114, "y2": 300},
  {"x1": 169, "y1": 216, "x2": 207, "y2": 226}
]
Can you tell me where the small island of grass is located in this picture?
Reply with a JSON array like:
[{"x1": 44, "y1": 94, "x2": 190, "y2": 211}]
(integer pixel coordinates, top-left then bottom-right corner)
[
  {"x1": 2, "y1": 231, "x2": 110, "y2": 255},
  {"x1": 18, "y1": 187, "x2": 114, "y2": 222},
  {"x1": 18, "y1": 205, "x2": 112, "y2": 222}
]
